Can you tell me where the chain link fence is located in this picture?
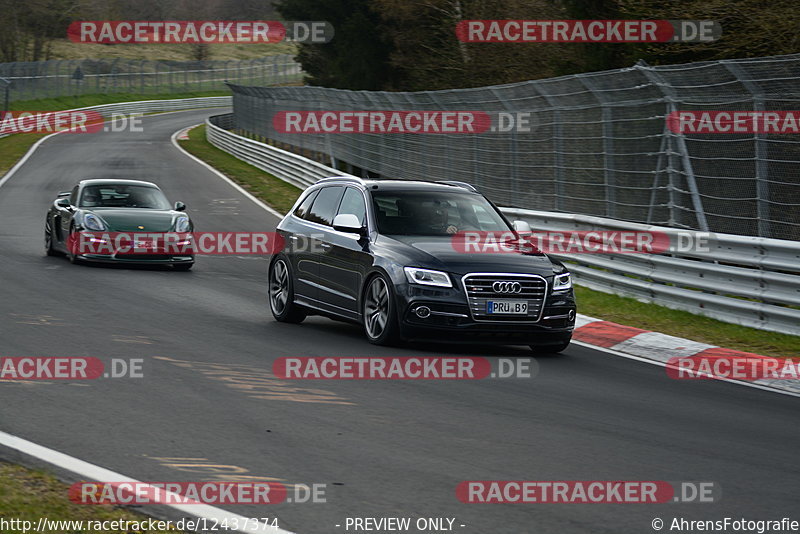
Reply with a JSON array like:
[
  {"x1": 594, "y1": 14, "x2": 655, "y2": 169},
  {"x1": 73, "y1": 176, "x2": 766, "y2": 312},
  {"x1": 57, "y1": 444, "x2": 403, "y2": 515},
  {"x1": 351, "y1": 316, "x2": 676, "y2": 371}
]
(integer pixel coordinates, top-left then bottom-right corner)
[
  {"x1": 0, "y1": 55, "x2": 302, "y2": 104},
  {"x1": 229, "y1": 53, "x2": 800, "y2": 241}
]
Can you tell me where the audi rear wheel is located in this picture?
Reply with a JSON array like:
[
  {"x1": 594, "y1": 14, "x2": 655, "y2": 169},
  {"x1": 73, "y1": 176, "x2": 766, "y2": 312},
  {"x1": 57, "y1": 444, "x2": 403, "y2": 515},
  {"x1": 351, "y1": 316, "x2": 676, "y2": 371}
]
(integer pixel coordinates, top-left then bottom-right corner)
[{"x1": 269, "y1": 256, "x2": 307, "y2": 323}]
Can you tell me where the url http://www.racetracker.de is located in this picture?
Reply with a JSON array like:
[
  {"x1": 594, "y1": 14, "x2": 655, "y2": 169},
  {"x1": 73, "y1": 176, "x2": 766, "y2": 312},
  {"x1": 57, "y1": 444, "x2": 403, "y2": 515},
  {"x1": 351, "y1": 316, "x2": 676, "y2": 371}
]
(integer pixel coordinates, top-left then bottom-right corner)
[{"x1": 0, "y1": 516, "x2": 281, "y2": 533}]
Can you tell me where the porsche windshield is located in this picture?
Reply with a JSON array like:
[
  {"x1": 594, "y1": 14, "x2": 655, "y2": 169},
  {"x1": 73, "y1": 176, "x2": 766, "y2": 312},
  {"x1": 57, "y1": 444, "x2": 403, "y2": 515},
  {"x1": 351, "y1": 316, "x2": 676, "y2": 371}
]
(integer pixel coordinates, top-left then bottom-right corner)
[
  {"x1": 371, "y1": 190, "x2": 510, "y2": 236},
  {"x1": 79, "y1": 184, "x2": 171, "y2": 209}
]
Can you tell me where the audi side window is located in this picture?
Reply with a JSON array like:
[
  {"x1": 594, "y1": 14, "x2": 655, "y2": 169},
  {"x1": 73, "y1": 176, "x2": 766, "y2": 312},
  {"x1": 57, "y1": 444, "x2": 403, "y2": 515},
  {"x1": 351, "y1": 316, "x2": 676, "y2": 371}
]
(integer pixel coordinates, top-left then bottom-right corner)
[
  {"x1": 336, "y1": 187, "x2": 367, "y2": 226},
  {"x1": 293, "y1": 190, "x2": 319, "y2": 220},
  {"x1": 306, "y1": 186, "x2": 344, "y2": 226}
]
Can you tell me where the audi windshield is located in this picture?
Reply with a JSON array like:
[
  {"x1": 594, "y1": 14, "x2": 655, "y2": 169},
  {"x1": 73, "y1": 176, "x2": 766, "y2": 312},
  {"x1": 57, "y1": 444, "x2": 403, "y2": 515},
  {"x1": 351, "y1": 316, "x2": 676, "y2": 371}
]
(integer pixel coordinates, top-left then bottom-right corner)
[{"x1": 371, "y1": 190, "x2": 510, "y2": 236}]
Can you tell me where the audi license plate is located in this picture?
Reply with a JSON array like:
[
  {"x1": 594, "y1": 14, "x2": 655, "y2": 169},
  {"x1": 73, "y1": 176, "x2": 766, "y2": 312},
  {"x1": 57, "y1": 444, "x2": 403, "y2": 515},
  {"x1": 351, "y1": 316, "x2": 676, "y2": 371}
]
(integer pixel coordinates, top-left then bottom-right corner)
[{"x1": 486, "y1": 300, "x2": 528, "y2": 315}]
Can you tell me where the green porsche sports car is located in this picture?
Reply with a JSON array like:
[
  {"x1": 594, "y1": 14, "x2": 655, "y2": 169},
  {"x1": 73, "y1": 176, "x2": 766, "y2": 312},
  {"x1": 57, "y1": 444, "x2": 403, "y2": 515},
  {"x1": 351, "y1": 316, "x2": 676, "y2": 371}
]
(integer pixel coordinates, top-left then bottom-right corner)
[{"x1": 45, "y1": 179, "x2": 195, "y2": 270}]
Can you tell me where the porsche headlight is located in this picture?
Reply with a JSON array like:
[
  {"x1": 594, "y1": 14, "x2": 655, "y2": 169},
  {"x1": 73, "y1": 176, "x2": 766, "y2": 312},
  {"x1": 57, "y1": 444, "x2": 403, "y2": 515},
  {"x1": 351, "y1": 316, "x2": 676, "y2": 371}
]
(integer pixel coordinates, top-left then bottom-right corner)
[
  {"x1": 83, "y1": 214, "x2": 105, "y2": 231},
  {"x1": 404, "y1": 267, "x2": 452, "y2": 288},
  {"x1": 175, "y1": 216, "x2": 191, "y2": 232},
  {"x1": 553, "y1": 272, "x2": 572, "y2": 291}
]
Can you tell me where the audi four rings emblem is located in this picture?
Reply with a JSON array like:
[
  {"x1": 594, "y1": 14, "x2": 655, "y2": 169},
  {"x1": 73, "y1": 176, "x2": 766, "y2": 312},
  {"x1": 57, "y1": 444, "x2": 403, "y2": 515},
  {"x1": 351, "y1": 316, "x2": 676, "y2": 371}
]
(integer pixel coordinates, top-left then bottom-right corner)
[{"x1": 492, "y1": 281, "x2": 522, "y2": 294}]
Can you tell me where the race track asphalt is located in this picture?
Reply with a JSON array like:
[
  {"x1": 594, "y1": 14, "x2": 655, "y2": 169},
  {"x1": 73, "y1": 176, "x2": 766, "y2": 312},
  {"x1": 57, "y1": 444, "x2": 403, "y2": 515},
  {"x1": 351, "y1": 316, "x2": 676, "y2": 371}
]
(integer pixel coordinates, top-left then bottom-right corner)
[{"x1": 0, "y1": 109, "x2": 798, "y2": 534}]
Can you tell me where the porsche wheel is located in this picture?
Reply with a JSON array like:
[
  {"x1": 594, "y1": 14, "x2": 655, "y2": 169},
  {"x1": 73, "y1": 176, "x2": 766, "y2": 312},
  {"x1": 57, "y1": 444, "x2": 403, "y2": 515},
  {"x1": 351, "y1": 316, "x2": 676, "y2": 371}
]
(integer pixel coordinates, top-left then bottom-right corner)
[{"x1": 45, "y1": 217, "x2": 59, "y2": 257}]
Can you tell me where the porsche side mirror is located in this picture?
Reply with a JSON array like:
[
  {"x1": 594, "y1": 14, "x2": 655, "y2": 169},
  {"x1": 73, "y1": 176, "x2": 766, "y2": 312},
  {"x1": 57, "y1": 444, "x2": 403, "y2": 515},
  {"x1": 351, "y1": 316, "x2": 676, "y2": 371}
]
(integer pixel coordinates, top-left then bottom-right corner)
[
  {"x1": 56, "y1": 198, "x2": 72, "y2": 210},
  {"x1": 174, "y1": 201, "x2": 186, "y2": 211}
]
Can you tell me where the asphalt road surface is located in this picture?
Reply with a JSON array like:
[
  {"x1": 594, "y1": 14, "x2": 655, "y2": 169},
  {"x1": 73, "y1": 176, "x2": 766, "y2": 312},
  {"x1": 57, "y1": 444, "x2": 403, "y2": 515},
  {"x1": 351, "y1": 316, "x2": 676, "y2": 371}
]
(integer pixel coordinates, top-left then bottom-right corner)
[{"x1": 1, "y1": 109, "x2": 798, "y2": 534}]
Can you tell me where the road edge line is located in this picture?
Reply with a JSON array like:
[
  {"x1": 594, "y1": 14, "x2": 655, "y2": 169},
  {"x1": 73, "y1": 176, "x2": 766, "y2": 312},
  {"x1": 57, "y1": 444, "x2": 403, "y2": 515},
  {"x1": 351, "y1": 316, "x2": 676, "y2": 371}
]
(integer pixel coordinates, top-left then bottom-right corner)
[
  {"x1": 169, "y1": 125, "x2": 284, "y2": 219},
  {"x1": 0, "y1": 429, "x2": 296, "y2": 533},
  {"x1": 570, "y1": 340, "x2": 800, "y2": 399}
]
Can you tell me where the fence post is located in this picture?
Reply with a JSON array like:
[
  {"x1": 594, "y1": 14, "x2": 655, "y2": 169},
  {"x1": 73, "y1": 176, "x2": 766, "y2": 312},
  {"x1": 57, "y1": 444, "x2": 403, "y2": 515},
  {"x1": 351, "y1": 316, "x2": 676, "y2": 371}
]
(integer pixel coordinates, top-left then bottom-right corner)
[
  {"x1": 0, "y1": 78, "x2": 10, "y2": 118},
  {"x1": 488, "y1": 86, "x2": 519, "y2": 206},
  {"x1": 578, "y1": 74, "x2": 616, "y2": 219},
  {"x1": 722, "y1": 60, "x2": 770, "y2": 238},
  {"x1": 529, "y1": 83, "x2": 565, "y2": 212},
  {"x1": 636, "y1": 60, "x2": 709, "y2": 231}
]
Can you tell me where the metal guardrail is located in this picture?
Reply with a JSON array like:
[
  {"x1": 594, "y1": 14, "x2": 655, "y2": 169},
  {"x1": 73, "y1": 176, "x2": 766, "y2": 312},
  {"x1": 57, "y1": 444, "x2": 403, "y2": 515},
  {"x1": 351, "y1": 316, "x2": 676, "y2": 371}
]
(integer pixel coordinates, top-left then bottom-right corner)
[
  {"x1": 502, "y1": 208, "x2": 800, "y2": 335},
  {"x1": 206, "y1": 113, "x2": 800, "y2": 336},
  {"x1": 0, "y1": 96, "x2": 232, "y2": 140},
  {"x1": 74, "y1": 95, "x2": 232, "y2": 117},
  {"x1": 207, "y1": 114, "x2": 340, "y2": 189}
]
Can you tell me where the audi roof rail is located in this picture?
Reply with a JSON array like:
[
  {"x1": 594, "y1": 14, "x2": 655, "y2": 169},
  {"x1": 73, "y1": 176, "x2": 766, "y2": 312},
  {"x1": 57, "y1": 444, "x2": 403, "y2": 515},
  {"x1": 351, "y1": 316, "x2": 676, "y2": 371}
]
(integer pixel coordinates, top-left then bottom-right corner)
[
  {"x1": 315, "y1": 176, "x2": 367, "y2": 185},
  {"x1": 435, "y1": 180, "x2": 478, "y2": 193}
]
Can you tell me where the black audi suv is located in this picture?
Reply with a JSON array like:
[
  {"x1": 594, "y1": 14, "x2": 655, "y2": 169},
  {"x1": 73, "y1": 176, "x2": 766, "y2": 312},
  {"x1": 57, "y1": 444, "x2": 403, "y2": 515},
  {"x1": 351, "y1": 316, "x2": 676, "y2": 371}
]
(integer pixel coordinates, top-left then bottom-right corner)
[{"x1": 268, "y1": 177, "x2": 576, "y2": 352}]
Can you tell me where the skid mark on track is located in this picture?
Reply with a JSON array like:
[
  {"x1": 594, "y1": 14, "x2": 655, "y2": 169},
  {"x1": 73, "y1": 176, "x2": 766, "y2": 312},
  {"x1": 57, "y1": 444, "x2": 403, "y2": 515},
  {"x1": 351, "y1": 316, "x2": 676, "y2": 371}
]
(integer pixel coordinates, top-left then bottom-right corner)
[
  {"x1": 112, "y1": 335, "x2": 153, "y2": 345},
  {"x1": 9, "y1": 313, "x2": 67, "y2": 326},
  {"x1": 208, "y1": 198, "x2": 242, "y2": 216},
  {"x1": 146, "y1": 456, "x2": 290, "y2": 484},
  {"x1": 155, "y1": 356, "x2": 354, "y2": 405}
]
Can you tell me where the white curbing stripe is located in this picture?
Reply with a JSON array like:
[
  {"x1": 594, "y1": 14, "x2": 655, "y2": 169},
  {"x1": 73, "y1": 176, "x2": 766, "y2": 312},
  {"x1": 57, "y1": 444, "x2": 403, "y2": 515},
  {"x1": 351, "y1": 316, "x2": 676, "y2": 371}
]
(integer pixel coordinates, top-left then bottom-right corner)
[
  {"x1": 0, "y1": 430, "x2": 295, "y2": 533},
  {"x1": 573, "y1": 316, "x2": 800, "y2": 395},
  {"x1": 609, "y1": 331, "x2": 717, "y2": 361},
  {"x1": 573, "y1": 314, "x2": 602, "y2": 329}
]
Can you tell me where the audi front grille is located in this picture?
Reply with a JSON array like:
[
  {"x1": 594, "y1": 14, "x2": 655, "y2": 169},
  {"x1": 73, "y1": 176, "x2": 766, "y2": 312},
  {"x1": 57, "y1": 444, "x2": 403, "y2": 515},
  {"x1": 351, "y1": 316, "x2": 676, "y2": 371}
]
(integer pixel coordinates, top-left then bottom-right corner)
[{"x1": 461, "y1": 273, "x2": 548, "y2": 322}]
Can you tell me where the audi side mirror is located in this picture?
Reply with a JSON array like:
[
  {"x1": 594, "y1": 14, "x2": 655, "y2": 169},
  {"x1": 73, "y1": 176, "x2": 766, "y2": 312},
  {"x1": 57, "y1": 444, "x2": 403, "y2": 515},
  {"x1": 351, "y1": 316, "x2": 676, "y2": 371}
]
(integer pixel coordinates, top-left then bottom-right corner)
[
  {"x1": 513, "y1": 220, "x2": 532, "y2": 233},
  {"x1": 333, "y1": 214, "x2": 366, "y2": 236},
  {"x1": 174, "y1": 201, "x2": 186, "y2": 211}
]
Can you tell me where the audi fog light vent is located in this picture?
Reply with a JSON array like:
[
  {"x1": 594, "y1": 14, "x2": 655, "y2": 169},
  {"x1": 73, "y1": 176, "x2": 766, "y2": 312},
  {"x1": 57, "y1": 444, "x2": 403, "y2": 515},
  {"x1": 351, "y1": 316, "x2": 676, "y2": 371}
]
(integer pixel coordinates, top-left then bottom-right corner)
[{"x1": 415, "y1": 306, "x2": 432, "y2": 319}]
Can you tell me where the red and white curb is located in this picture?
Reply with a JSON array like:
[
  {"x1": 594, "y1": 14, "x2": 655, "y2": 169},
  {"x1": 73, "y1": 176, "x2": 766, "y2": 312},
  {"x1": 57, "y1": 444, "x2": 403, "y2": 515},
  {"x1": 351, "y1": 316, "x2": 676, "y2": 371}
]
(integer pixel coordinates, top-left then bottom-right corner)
[
  {"x1": 175, "y1": 125, "x2": 199, "y2": 140},
  {"x1": 572, "y1": 314, "x2": 800, "y2": 395}
]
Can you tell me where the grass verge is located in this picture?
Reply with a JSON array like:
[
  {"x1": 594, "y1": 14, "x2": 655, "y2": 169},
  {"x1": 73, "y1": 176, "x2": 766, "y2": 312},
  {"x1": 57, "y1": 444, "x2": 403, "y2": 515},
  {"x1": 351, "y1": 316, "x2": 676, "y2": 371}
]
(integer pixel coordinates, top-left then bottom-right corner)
[
  {"x1": 574, "y1": 286, "x2": 800, "y2": 359},
  {"x1": 0, "y1": 132, "x2": 49, "y2": 177},
  {"x1": 0, "y1": 91, "x2": 234, "y2": 179},
  {"x1": 45, "y1": 38, "x2": 296, "y2": 61},
  {"x1": 0, "y1": 461, "x2": 180, "y2": 532},
  {"x1": 179, "y1": 124, "x2": 302, "y2": 214},
  {"x1": 9, "y1": 91, "x2": 232, "y2": 112}
]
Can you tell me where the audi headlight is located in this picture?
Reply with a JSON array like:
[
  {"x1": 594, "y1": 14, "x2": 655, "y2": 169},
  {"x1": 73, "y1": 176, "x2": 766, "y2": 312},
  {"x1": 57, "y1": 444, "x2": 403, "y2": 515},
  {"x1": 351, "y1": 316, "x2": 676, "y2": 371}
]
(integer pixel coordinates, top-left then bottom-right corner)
[
  {"x1": 175, "y1": 216, "x2": 191, "y2": 232},
  {"x1": 553, "y1": 272, "x2": 572, "y2": 291},
  {"x1": 83, "y1": 214, "x2": 105, "y2": 231},
  {"x1": 404, "y1": 267, "x2": 452, "y2": 288}
]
